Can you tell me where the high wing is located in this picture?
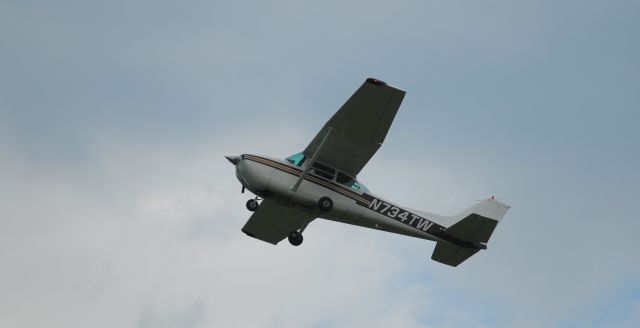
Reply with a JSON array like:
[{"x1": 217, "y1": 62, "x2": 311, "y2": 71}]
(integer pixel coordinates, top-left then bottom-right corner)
[
  {"x1": 241, "y1": 199, "x2": 313, "y2": 245},
  {"x1": 303, "y1": 78, "x2": 406, "y2": 177}
]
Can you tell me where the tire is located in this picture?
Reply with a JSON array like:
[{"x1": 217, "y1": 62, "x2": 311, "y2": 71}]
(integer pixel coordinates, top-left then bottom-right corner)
[
  {"x1": 318, "y1": 197, "x2": 333, "y2": 212},
  {"x1": 246, "y1": 199, "x2": 259, "y2": 212},
  {"x1": 288, "y1": 231, "x2": 303, "y2": 246}
]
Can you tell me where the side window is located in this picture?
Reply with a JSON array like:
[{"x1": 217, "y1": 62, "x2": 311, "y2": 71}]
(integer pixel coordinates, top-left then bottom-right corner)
[
  {"x1": 286, "y1": 153, "x2": 306, "y2": 167},
  {"x1": 352, "y1": 181, "x2": 369, "y2": 192},
  {"x1": 337, "y1": 172, "x2": 355, "y2": 185},
  {"x1": 338, "y1": 172, "x2": 363, "y2": 191},
  {"x1": 310, "y1": 162, "x2": 335, "y2": 180}
]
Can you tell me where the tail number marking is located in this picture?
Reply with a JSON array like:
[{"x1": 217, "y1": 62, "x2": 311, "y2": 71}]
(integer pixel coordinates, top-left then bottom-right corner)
[{"x1": 368, "y1": 198, "x2": 434, "y2": 232}]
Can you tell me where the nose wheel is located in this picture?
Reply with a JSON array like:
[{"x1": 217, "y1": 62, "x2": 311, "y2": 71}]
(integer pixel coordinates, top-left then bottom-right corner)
[{"x1": 246, "y1": 198, "x2": 260, "y2": 212}]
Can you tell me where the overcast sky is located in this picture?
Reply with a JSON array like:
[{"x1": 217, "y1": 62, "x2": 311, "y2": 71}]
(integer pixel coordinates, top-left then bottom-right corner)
[{"x1": 2, "y1": 0, "x2": 639, "y2": 327}]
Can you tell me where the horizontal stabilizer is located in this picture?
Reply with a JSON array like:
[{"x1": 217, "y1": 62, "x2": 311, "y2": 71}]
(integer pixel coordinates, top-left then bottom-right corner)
[{"x1": 431, "y1": 242, "x2": 480, "y2": 267}]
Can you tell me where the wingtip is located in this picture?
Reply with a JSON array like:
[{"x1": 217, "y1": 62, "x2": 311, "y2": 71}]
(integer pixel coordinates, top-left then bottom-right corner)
[{"x1": 366, "y1": 77, "x2": 387, "y2": 86}]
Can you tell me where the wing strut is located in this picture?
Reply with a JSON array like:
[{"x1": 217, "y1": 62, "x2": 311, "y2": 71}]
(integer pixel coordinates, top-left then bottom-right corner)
[{"x1": 290, "y1": 127, "x2": 333, "y2": 192}]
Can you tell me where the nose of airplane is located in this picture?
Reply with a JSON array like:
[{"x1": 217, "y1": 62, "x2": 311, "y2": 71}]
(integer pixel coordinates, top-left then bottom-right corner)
[{"x1": 225, "y1": 155, "x2": 241, "y2": 166}]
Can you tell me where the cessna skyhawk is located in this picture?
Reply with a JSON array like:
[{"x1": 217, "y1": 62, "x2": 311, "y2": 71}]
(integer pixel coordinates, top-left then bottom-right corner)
[{"x1": 226, "y1": 78, "x2": 510, "y2": 266}]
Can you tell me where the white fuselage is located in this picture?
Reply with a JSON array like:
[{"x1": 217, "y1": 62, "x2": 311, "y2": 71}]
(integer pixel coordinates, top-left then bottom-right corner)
[{"x1": 236, "y1": 154, "x2": 450, "y2": 243}]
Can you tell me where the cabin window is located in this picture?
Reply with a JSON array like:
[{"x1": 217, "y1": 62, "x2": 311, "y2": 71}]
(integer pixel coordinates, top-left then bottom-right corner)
[
  {"x1": 286, "y1": 153, "x2": 306, "y2": 167},
  {"x1": 310, "y1": 162, "x2": 335, "y2": 180},
  {"x1": 337, "y1": 172, "x2": 368, "y2": 192},
  {"x1": 337, "y1": 172, "x2": 356, "y2": 185}
]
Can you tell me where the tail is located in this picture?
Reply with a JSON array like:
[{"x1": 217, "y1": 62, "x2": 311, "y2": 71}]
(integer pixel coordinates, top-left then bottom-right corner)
[{"x1": 424, "y1": 198, "x2": 510, "y2": 267}]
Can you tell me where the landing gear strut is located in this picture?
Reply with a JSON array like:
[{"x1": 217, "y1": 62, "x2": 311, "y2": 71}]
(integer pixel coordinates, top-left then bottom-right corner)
[{"x1": 287, "y1": 198, "x2": 329, "y2": 245}]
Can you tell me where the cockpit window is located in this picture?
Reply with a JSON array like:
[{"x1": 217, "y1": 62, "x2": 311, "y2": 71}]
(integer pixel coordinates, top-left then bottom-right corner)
[
  {"x1": 286, "y1": 153, "x2": 306, "y2": 167},
  {"x1": 285, "y1": 154, "x2": 369, "y2": 191}
]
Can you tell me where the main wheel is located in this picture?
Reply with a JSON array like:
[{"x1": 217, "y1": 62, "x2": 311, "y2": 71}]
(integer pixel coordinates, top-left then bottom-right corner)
[
  {"x1": 318, "y1": 197, "x2": 333, "y2": 212},
  {"x1": 246, "y1": 199, "x2": 259, "y2": 212},
  {"x1": 288, "y1": 231, "x2": 303, "y2": 246}
]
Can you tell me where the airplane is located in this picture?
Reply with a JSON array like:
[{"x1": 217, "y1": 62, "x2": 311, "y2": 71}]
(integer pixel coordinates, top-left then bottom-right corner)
[{"x1": 225, "y1": 77, "x2": 510, "y2": 267}]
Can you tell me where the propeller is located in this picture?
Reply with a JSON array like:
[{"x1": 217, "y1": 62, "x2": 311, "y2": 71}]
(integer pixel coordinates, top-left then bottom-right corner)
[{"x1": 225, "y1": 155, "x2": 241, "y2": 165}]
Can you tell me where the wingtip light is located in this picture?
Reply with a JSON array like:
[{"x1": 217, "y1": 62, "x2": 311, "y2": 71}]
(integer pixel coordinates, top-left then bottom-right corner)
[{"x1": 366, "y1": 77, "x2": 387, "y2": 86}]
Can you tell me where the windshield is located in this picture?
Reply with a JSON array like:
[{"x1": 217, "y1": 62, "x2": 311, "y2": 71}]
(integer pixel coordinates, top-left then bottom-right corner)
[{"x1": 286, "y1": 152, "x2": 306, "y2": 167}]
